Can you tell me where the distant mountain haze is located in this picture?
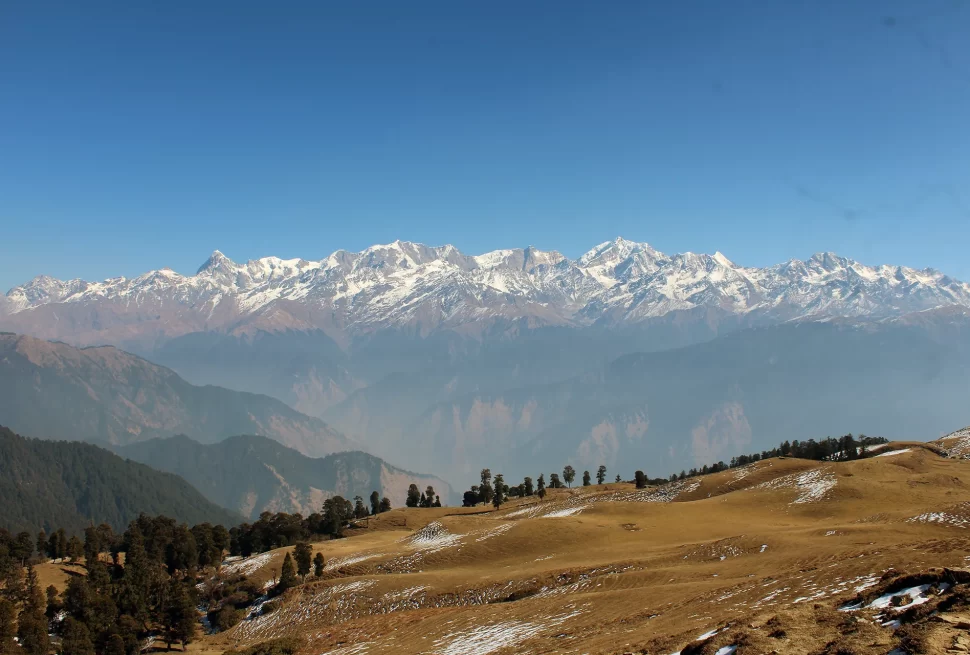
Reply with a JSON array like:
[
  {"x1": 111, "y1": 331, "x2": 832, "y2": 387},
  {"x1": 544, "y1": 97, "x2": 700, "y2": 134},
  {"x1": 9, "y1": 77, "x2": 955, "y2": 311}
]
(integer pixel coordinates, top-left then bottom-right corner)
[
  {"x1": 3, "y1": 238, "x2": 970, "y2": 486},
  {"x1": 0, "y1": 333, "x2": 351, "y2": 456},
  {"x1": 115, "y1": 434, "x2": 455, "y2": 519}
]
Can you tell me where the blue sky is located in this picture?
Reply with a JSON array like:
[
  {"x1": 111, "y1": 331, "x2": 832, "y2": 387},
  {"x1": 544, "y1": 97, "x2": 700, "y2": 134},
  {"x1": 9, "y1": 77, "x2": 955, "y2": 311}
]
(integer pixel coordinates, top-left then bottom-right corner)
[{"x1": 2, "y1": 0, "x2": 969, "y2": 290}]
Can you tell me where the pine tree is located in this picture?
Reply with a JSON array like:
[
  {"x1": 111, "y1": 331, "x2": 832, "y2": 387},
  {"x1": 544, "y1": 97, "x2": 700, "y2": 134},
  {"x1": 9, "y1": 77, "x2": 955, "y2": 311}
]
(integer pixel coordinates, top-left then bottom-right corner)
[
  {"x1": 83, "y1": 526, "x2": 101, "y2": 568},
  {"x1": 313, "y1": 552, "x2": 325, "y2": 577},
  {"x1": 61, "y1": 617, "x2": 95, "y2": 655},
  {"x1": 406, "y1": 484, "x2": 421, "y2": 508},
  {"x1": 105, "y1": 633, "x2": 126, "y2": 655},
  {"x1": 635, "y1": 470, "x2": 647, "y2": 489},
  {"x1": 163, "y1": 579, "x2": 198, "y2": 651},
  {"x1": 434, "y1": 495, "x2": 441, "y2": 507},
  {"x1": 277, "y1": 553, "x2": 298, "y2": 593},
  {"x1": 492, "y1": 474, "x2": 505, "y2": 509},
  {"x1": 369, "y1": 491, "x2": 380, "y2": 516},
  {"x1": 479, "y1": 469, "x2": 493, "y2": 506},
  {"x1": 582, "y1": 470, "x2": 591, "y2": 486},
  {"x1": 549, "y1": 473, "x2": 562, "y2": 489},
  {"x1": 17, "y1": 567, "x2": 49, "y2": 655},
  {"x1": 536, "y1": 474, "x2": 545, "y2": 497},
  {"x1": 34, "y1": 532, "x2": 47, "y2": 562},
  {"x1": 563, "y1": 465, "x2": 575, "y2": 487},
  {"x1": 419, "y1": 491, "x2": 427, "y2": 508},
  {"x1": 67, "y1": 535, "x2": 84, "y2": 562},
  {"x1": 0, "y1": 599, "x2": 16, "y2": 655},
  {"x1": 44, "y1": 586, "x2": 59, "y2": 620},
  {"x1": 615, "y1": 474, "x2": 621, "y2": 483},
  {"x1": 294, "y1": 542, "x2": 313, "y2": 581},
  {"x1": 353, "y1": 496, "x2": 368, "y2": 519},
  {"x1": 523, "y1": 476, "x2": 534, "y2": 496},
  {"x1": 379, "y1": 497, "x2": 392, "y2": 513},
  {"x1": 596, "y1": 465, "x2": 607, "y2": 485}
]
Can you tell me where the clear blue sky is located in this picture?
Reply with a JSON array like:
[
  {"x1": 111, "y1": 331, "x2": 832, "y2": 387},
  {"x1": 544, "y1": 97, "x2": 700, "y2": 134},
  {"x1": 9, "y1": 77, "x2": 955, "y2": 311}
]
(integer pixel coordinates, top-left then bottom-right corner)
[{"x1": 2, "y1": 0, "x2": 969, "y2": 291}]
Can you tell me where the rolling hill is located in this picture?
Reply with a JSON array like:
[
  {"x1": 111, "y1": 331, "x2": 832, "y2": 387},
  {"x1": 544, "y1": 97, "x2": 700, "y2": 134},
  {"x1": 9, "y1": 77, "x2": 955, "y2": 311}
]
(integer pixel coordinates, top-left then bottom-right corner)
[
  {"x1": 162, "y1": 437, "x2": 970, "y2": 655},
  {"x1": 0, "y1": 426, "x2": 240, "y2": 533},
  {"x1": 115, "y1": 434, "x2": 455, "y2": 520}
]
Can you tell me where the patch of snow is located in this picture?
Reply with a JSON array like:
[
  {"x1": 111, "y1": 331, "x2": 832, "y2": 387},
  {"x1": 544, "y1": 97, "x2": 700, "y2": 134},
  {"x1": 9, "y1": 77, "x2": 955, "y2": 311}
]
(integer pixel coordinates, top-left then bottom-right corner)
[
  {"x1": 542, "y1": 505, "x2": 588, "y2": 518},
  {"x1": 875, "y1": 448, "x2": 911, "y2": 458},
  {"x1": 402, "y1": 522, "x2": 463, "y2": 553},
  {"x1": 755, "y1": 468, "x2": 836, "y2": 504},
  {"x1": 324, "y1": 553, "x2": 380, "y2": 570},
  {"x1": 222, "y1": 551, "x2": 274, "y2": 577}
]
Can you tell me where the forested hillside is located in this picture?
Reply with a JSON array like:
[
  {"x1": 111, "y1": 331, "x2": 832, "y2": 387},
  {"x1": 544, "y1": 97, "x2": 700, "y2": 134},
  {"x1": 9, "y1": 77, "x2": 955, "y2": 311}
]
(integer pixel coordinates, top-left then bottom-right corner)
[
  {"x1": 117, "y1": 434, "x2": 454, "y2": 518},
  {"x1": 0, "y1": 426, "x2": 241, "y2": 533}
]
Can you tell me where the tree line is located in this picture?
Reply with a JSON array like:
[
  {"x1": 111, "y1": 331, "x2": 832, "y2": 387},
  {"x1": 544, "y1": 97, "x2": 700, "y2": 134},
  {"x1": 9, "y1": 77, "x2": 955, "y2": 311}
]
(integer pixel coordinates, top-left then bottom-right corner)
[
  {"x1": 455, "y1": 434, "x2": 890, "y2": 506},
  {"x1": 230, "y1": 491, "x2": 392, "y2": 557},
  {"x1": 662, "y1": 434, "x2": 889, "y2": 482}
]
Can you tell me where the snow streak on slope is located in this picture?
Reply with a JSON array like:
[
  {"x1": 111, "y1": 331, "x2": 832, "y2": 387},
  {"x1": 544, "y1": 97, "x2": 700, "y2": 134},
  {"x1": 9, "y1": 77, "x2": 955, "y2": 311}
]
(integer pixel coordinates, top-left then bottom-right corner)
[{"x1": 5, "y1": 238, "x2": 970, "y2": 336}]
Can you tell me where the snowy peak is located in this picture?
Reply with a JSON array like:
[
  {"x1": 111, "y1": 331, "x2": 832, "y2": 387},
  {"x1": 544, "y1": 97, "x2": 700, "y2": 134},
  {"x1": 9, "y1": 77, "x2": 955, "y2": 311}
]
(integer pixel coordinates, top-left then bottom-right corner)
[
  {"x1": 4, "y1": 239, "x2": 970, "y2": 335},
  {"x1": 197, "y1": 249, "x2": 236, "y2": 275}
]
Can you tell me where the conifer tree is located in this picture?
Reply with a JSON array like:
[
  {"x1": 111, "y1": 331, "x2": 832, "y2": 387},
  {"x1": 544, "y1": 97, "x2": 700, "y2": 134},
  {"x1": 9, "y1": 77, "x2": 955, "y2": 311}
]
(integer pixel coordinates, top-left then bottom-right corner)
[
  {"x1": 478, "y1": 469, "x2": 493, "y2": 506},
  {"x1": 563, "y1": 465, "x2": 575, "y2": 487},
  {"x1": 35, "y1": 532, "x2": 46, "y2": 562},
  {"x1": 294, "y1": 542, "x2": 313, "y2": 581},
  {"x1": 163, "y1": 579, "x2": 197, "y2": 651},
  {"x1": 105, "y1": 633, "x2": 126, "y2": 655},
  {"x1": 379, "y1": 497, "x2": 392, "y2": 513},
  {"x1": 536, "y1": 474, "x2": 545, "y2": 497},
  {"x1": 44, "y1": 586, "x2": 59, "y2": 620},
  {"x1": 492, "y1": 474, "x2": 505, "y2": 508},
  {"x1": 549, "y1": 473, "x2": 562, "y2": 489},
  {"x1": 615, "y1": 474, "x2": 621, "y2": 483},
  {"x1": 370, "y1": 491, "x2": 381, "y2": 516},
  {"x1": 353, "y1": 496, "x2": 368, "y2": 519},
  {"x1": 61, "y1": 617, "x2": 95, "y2": 655},
  {"x1": 67, "y1": 535, "x2": 84, "y2": 562},
  {"x1": 17, "y1": 567, "x2": 49, "y2": 655},
  {"x1": 277, "y1": 553, "x2": 298, "y2": 593},
  {"x1": 313, "y1": 552, "x2": 325, "y2": 577},
  {"x1": 523, "y1": 476, "x2": 534, "y2": 496},
  {"x1": 635, "y1": 470, "x2": 647, "y2": 489},
  {"x1": 582, "y1": 470, "x2": 591, "y2": 486},
  {"x1": 406, "y1": 484, "x2": 421, "y2": 508},
  {"x1": 0, "y1": 599, "x2": 16, "y2": 655},
  {"x1": 597, "y1": 465, "x2": 607, "y2": 485},
  {"x1": 434, "y1": 495, "x2": 441, "y2": 507}
]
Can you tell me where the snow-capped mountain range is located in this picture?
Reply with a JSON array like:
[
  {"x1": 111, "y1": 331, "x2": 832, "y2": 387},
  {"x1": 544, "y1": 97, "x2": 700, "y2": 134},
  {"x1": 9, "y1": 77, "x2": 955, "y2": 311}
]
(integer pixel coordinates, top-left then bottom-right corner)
[{"x1": 3, "y1": 238, "x2": 969, "y2": 343}]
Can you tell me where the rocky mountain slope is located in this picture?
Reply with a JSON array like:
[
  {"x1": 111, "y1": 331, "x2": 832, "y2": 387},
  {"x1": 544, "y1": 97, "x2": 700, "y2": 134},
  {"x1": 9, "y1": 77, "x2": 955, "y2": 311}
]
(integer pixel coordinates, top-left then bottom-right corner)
[
  {"x1": 0, "y1": 426, "x2": 240, "y2": 533},
  {"x1": 115, "y1": 434, "x2": 454, "y2": 519},
  {"x1": 0, "y1": 333, "x2": 351, "y2": 456},
  {"x1": 324, "y1": 309, "x2": 970, "y2": 484}
]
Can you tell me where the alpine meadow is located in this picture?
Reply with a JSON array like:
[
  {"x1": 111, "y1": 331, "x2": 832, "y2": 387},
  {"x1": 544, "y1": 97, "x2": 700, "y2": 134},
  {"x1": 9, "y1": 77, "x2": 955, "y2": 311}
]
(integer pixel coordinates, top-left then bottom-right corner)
[{"x1": 2, "y1": 2, "x2": 970, "y2": 654}]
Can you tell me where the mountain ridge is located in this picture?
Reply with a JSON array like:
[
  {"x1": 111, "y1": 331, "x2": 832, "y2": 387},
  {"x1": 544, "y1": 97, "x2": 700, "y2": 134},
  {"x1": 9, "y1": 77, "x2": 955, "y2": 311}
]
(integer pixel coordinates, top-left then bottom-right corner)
[
  {"x1": 0, "y1": 332, "x2": 352, "y2": 456},
  {"x1": 3, "y1": 238, "x2": 967, "y2": 349},
  {"x1": 115, "y1": 434, "x2": 456, "y2": 519}
]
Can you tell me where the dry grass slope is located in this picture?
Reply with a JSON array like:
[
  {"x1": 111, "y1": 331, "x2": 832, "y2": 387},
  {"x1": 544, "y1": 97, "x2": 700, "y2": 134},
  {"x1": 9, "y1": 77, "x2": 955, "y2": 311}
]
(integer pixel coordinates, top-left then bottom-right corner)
[{"x1": 189, "y1": 441, "x2": 970, "y2": 655}]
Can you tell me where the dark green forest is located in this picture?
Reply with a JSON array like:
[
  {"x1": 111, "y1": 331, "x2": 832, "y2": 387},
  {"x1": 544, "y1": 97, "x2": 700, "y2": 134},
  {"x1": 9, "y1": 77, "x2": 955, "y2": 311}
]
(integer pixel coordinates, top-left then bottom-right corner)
[{"x1": 0, "y1": 427, "x2": 241, "y2": 534}]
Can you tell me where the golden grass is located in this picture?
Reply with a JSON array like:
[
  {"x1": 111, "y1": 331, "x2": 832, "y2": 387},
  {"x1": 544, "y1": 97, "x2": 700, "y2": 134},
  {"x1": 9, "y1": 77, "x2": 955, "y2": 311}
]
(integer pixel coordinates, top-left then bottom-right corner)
[{"x1": 140, "y1": 444, "x2": 970, "y2": 653}]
